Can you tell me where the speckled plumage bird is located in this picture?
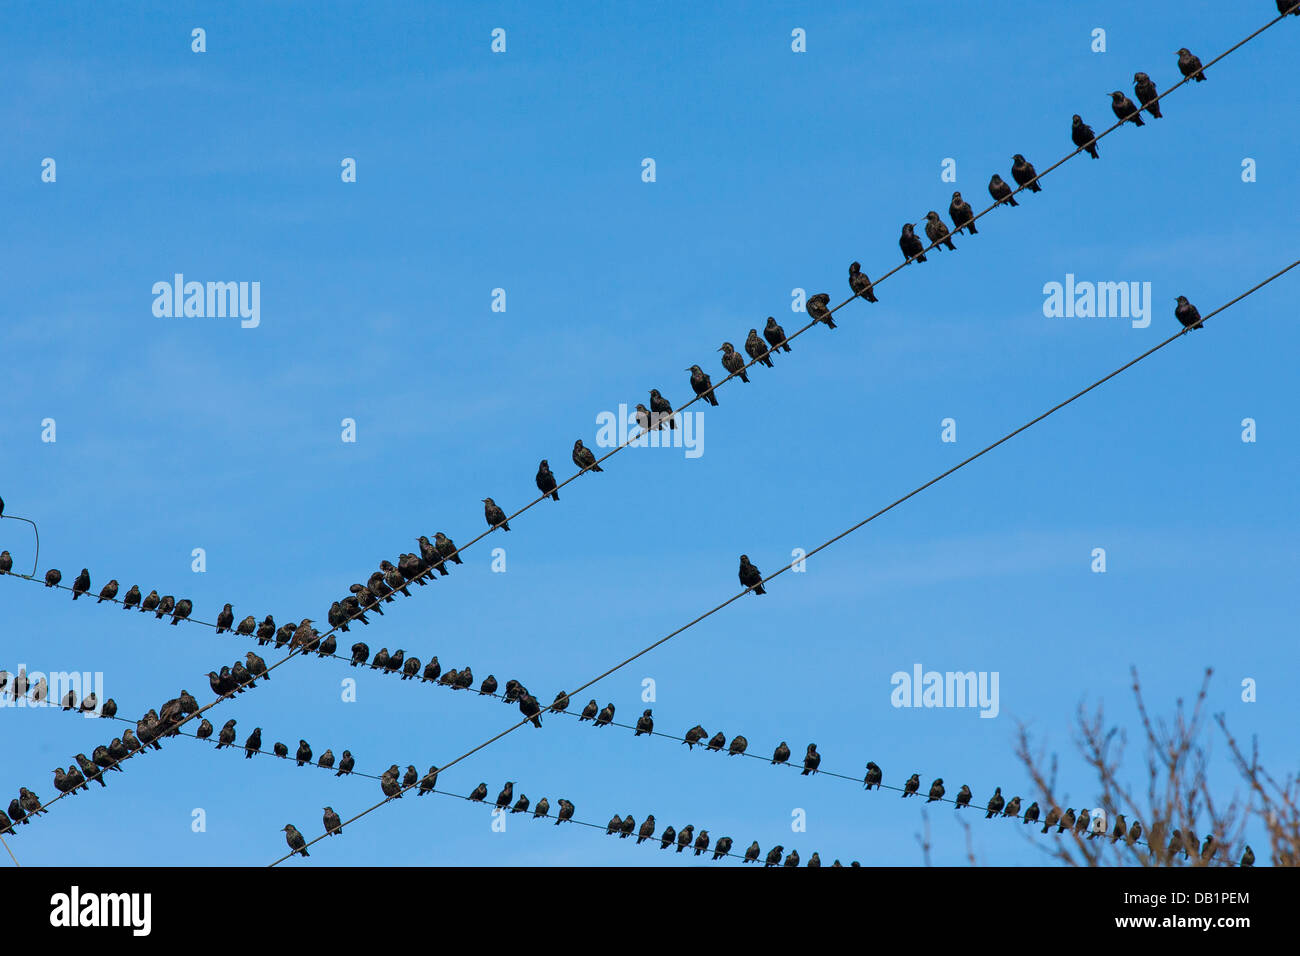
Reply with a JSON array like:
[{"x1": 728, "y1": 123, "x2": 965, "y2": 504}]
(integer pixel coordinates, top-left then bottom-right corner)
[
  {"x1": 535, "y1": 460, "x2": 560, "y2": 502},
  {"x1": 1072, "y1": 114, "x2": 1099, "y2": 159},
  {"x1": 927, "y1": 778, "x2": 946, "y2": 803},
  {"x1": 0, "y1": 551, "x2": 10, "y2": 576},
  {"x1": 468, "y1": 782, "x2": 488, "y2": 802},
  {"x1": 684, "y1": 725, "x2": 707, "y2": 749},
  {"x1": 956, "y1": 785, "x2": 973, "y2": 809},
  {"x1": 1134, "y1": 72, "x2": 1162, "y2": 118},
  {"x1": 676, "y1": 825, "x2": 694, "y2": 853},
  {"x1": 718, "y1": 342, "x2": 749, "y2": 383},
  {"x1": 712, "y1": 836, "x2": 733, "y2": 861},
  {"x1": 743, "y1": 840, "x2": 760, "y2": 863},
  {"x1": 728, "y1": 735, "x2": 748, "y2": 756},
  {"x1": 96, "y1": 579, "x2": 119, "y2": 604},
  {"x1": 864, "y1": 761, "x2": 883, "y2": 790},
  {"x1": 924, "y1": 211, "x2": 956, "y2": 251},
  {"x1": 772, "y1": 742, "x2": 790, "y2": 765},
  {"x1": 155, "y1": 594, "x2": 175, "y2": 619},
  {"x1": 216, "y1": 720, "x2": 237, "y2": 750},
  {"x1": 519, "y1": 694, "x2": 543, "y2": 728},
  {"x1": 283, "y1": 824, "x2": 309, "y2": 857},
  {"x1": 635, "y1": 709, "x2": 654, "y2": 736},
  {"x1": 572, "y1": 439, "x2": 603, "y2": 473},
  {"x1": 899, "y1": 223, "x2": 926, "y2": 263},
  {"x1": 170, "y1": 598, "x2": 192, "y2": 625},
  {"x1": 988, "y1": 174, "x2": 1018, "y2": 207},
  {"x1": 764, "y1": 317, "x2": 791, "y2": 354},
  {"x1": 903, "y1": 773, "x2": 920, "y2": 798},
  {"x1": 1060, "y1": 808, "x2": 1079, "y2": 834},
  {"x1": 243, "y1": 727, "x2": 262, "y2": 757},
  {"x1": 985, "y1": 787, "x2": 1005, "y2": 818},
  {"x1": 555, "y1": 799, "x2": 574, "y2": 825},
  {"x1": 295, "y1": 740, "x2": 312, "y2": 767},
  {"x1": 806, "y1": 292, "x2": 836, "y2": 328},
  {"x1": 482, "y1": 497, "x2": 510, "y2": 531},
  {"x1": 745, "y1": 328, "x2": 774, "y2": 367},
  {"x1": 1175, "y1": 295, "x2": 1203, "y2": 331},
  {"x1": 1177, "y1": 48, "x2": 1206, "y2": 82},
  {"x1": 648, "y1": 389, "x2": 676, "y2": 430},
  {"x1": 44, "y1": 568, "x2": 62, "y2": 588},
  {"x1": 659, "y1": 825, "x2": 676, "y2": 849},
  {"x1": 687, "y1": 364, "x2": 720, "y2": 406},
  {"x1": 802, "y1": 743, "x2": 821, "y2": 775},
  {"x1": 948, "y1": 192, "x2": 978, "y2": 235},
  {"x1": 594, "y1": 702, "x2": 615, "y2": 727},
  {"x1": 323, "y1": 807, "x2": 342, "y2": 837},
  {"x1": 707, "y1": 732, "x2": 726, "y2": 752},
  {"x1": 1023, "y1": 801, "x2": 1040, "y2": 825},
  {"x1": 849, "y1": 260, "x2": 878, "y2": 302},
  {"x1": 337, "y1": 751, "x2": 356, "y2": 776},
  {"x1": 1011, "y1": 154, "x2": 1041, "y2": 193},
  {"x1": 121, "y1": 584, "x2": 141, "y2": 610},
  {"x1": 764, "y1": 845, "x2": 784, "y2": 867},
  {"x1": 70, "y1": 568, "x2": 90, "y2": 599},
  {"x1": 1111, "y1": 90, "x2": 1145, "y2": 127}
]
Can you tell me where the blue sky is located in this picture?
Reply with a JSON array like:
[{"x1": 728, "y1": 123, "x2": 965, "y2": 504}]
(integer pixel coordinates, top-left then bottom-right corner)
[{"x1": 2, "y1": 0, "x2": 1297, "y2": 866}]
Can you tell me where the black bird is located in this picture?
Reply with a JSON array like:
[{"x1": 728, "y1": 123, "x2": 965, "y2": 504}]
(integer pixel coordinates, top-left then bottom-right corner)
[
  {"x1": 763, "y1": 317, "x2": 791, "y2": 353},
  {"x1": 386, "y1": 648, "x2": 405, "y2": 674},
  {"x1": 1111, "y1": 814, "x2": 1128, "y2": 842},
  {"x1": 171, "y1": 598, "x2": 192, "y2": 625},
  {"x1": 903, "y1": 773, "x2": 920, "y2": 798},
  {"x1": 550, "y1": 690, "x2": 570, "y2": 712},
  {"x1": 738, "y1": 555, "x2": 765, "y2": 595},
  {"x1": 120, "y1": 584, "x2": 140, "y2": 609},
  {"x1": 381, "y1": 562, "x2": 410, "y2": 598},
  {"x1": 71, "y1": 568, "x2": 90, "y2": 598},
  {"x1": 340, "y1": 595, "x2": 369, "y2": 625},
  {"x1": 764, "y1": 845, "x2": 784, "y2": 867},
  {"x1": 479, "y1": 674, "x2": 499, "y2": 696},
  {"x1": 688, "y1": 364, "x2": 720, "y2": 406},
  {"x1": 1059, "y1": 808, "x2": 1077, "y2": 833},
  {"x1": 78, "y1": 694, "x2": 98, "y2": 716},
  {"x1": 235, "y1": 615, "x2": 256, "y2": 636},
  {"x1": 556, "y1": 799, "x2": 575, "y2": 825},
  {"x1": 1127, "y1": 820, "x2": 1142, "y2": 845},
  {"x1": 323, "y1": 807, "x2": 342, "y2": 837},
  {"x1": 988, "y1": 174, "x2": 1018, "y2": 207},
  {"x1": 985, "y1": 787, "x2": 1005, "y2": 818},
  {"x1": 295, "y1": 740, "x2": 312, "y2": 767},
  {"x1": 635, "y1": 709, "x2": 654, "y2": 736},
  {"x1": 712, "y1": 836, "x2": 733, "y2": 861},
  {"x1": 415, "y1": 535, "x2": 446, "y2": 579},
  {"x1": 743, "y1": 841, "x2": 760, "y2": 864},
  {"x1": 418, "y1": 766, "x2": 438, "y2": 794},
  {"x1": 694, "y1": 830, "x2": 711, "y2": 857},
  {"x1": 327, "y1": 602, "x2": 349, "y2": 633},
  {"x1": 216, "y1": 719, "x2": 237, "y2": 749},
  {"x1": 1075, "y1": 809, "x2": 1091, "y2": 836},
  {"x1": 44, "y1": 568, "x2": 61, "y2": 588},
  {"x1": 620, "y1": 815, "x2": 636, "y2": 839},
  {"x1": 948, "y1": 192, "x2": 978, "y2": 235},
  {"x1": 434, "y1": 532, "x2": 463, "y2": 568},
  {"x1": 106, "y1": 739, "x2": 129, "y2": 764},
  {"x1": 367, "y1": 571, "x2": 393, "y2": 605},
  {"x1": 802, "y1": 743, "x2": 821, "y2": 775},
  {"x1": 684, "y1": 725, "x2": 707, "y2": 749},
  {"x1": 337, "y1": 751, "x2": 355, "y2": 776},
  {"x1": 1133, "y1": 72, "x2": 1162, "y2": 118},
  {"x1": 745, "y1": 329, "x2": 774, "y2": 367},
  {"x1": 806, "y1": 292, "x2": 836, "y2": 329},
  {"x1": 1175, "y1": 295, "x2": 1203, "y2": 331},
  {"x1": 707, "y1": 732, "x2": 726, "y2": 752},
  {"x1": 532, "y1": 797, "x2": 549, "y2": 819},
  {"x1": 469, "y1": 783, "x2": 488, "y2": 802},
  {"x1": 483, "y1": 497, "x2": 510, "y2": 531},
  {"x1": 319, "y1": 750, "x2": 336, "y2": 771},
  {"x1": 636, "y1": 815, "x2": 656, "y2": 844},
  {"x1": 728, "y1": 735, "x2": 748, "y2": 756},
  {"x1": 349, "y1": 642, "x2": 369, "y2": 667},
  {"x1": 274, "y1": 622, "x2": 296, "y2": 648},
  {"x1": 195, "y1": 719, "x2": 213, "y2": 740},
  {"x1": 512, "y1": 794, "x2": 530, "y2": 815},
  {"x1": 1279, "y1": 0, "x2": 1300, "y2": 17},
  {"x1": 864, "y1": 761, "x2": 883, "y2": 790},
  {"x1": 92, "y1": 746, "x2": 119, "y2": 774},
  {"x1": 1041, "y1": 806, "x2": 1060, "y2": 833},
  {"x1": 155, "y1": 594, "x2": 175, "y2": 619},
  {"x1": 519, "y1": 694, "x2": 543, "y2": 728},
  {"x1": 924, "y1": 211, "x2": 956, "y2": 251},
  {"x1": 579, "y1": 699, "x2": 599, "y2": 722},
  {"x1": 245, "y1": 652, "x2": 268, "y2": 684},
  {"x1": 659, "y1": 825, "x2": 676, "y2": 849},
  {"x1": 648, "y1": 389, "x2": 676, "y2": 430},
  {"x1": 927, "y1": 778, "x2": 946, "y2": 803},
  {"x1": 594, "y1": 702, "x2": 615, "y2": 727},
  {"x1": 783, "y1": 850, "x2": 800, "y2": 867},
  {"x1": 215, "y1": 603, "x2": 234, "y2": 633},
  {"x1": 605, "y1": 813, "x2": 622, "y2": 836},
  {"x1": 422, "y1": 657, "x2": 441, "y2": 683},
  {"x1": 1177, "y1": 48, "x2": 1206, "y2": 82},
  {"x1": 381, "y1": 771, "x2": 403, "y2": 800},
  {"x1": 719, "y1": 342, "x2": 749, "y2": 383},
  {"x1": 956, "y1": 785, "x2": 973, "y2": 809},
  {"x1": 677, "y1": 825, "x2": 694, "y2": 853},
  {"x1": 535, "y1": 461, "x2": 560, "y2": 501},
  {"x1": 282, "y1": 824, "x2": 309, "y2": 857},
  {"x1": 1011, "y1": 154, "x2": 1041, "y2": 192},
  {"x1": 255, "y1": 615, "x2": 275, "y2": 642},
  {"x1": 899, "y1": 223, "x2": 927, "y2": 263},
  {"x1": 371, "y1": 648, "x2": 390, "y2": 671},
  {"x1": 244, "y1": 727, "x2": 262, "y2": 757},
  {"x1": 53, "y1": 767, "x2": 74, "y2": 795},
  {"x1": 772, "y1": 741, "x2": 791, "y2": 765},
  {"x1": 572, "y1": 439, "x2": 603, "y2": 473},
  {"x1": 849, "y1": 261, "x2": 878, "y2": 302},
  {"x1": 95, "y1": 579, "x2": 118, "y2": 604},
  {"x1": 1240, "y1": 845, "x2": 1254, "y2": 867},
  {"x1": 60, "y1": 689, "x2": 77, "y2": 711},
  {"x1": 140, "y1": 589, "x2": 159, "y2": 614},
  {"x1": 1111, "y1": 90, "x2": 1145, "y2": 127},
  {"x1": 273, "y1": 742, "x2": 288, "y2": 759},
  {"x1": 100, "y1": 698, "x2": 117, "y2": 719},
  {"x1": 0, "y1": 551, "x2": 9, "y2": 576},
  {"x1": 1071, "y1": 115, "x2": 1099, "y2": 158}
]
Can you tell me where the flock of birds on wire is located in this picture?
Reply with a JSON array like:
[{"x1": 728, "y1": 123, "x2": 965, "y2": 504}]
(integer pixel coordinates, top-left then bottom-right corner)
[{"x1": 5, "y1": 6, "x2": 1300, "y2": 863}]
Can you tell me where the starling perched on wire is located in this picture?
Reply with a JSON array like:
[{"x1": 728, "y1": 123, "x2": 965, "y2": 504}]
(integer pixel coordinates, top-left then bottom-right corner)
[
  {"x1": 319, "y1": 750, "x2": 336, "y2": 771},
  {"x1": 956, "y1": 785, "x2": 972, "y2": 809},
  {"x1": 864, "y1": 762, "x2": 883, "y2": 790},
  {"x1": 743, "y1": 841, "x2": 760, "y2": 864},
  {"x1": 367, "y1": 571, "x2": 393, "y2": 604},
  {"x1": 1279, "y1": 0, "x2": 1300, "y2": 17},
  {"x1": 336, "y1": 751, "x2": 355, "y2": 776},
  {"x1": 433, "y1": 532, "x2": 463, "y2": 569},
  {"x1": 53, "y1": 767, "x2": 74, "y2": 795},
  {"x1": 96, "y1": 579, "x2": 118, "y2": 604},
  {"x1": 323, "y1": 807, "x2": 342, "y2": 837},
  {"x1": 381, "y1": 562, "x2": 410, "y2": 598},
  {"x1": 92, "y1": 746, "x2": 118, "y2": 774},
  {"x1": 555, "y1": 799, "x2": 575, "y2": 825},
  {"x1": 719, "y1": 342, "x2": 749, "y2": 383},
  {"x1": 469, "y1": 782, "x2": 488, "y2": 802},
  {"x1": 421, "y1": 657, "x2": 441, "y2": 683},
  {"x1": 764, "y1": 317, "x2": 791, "y2": 353},
  {"x1": 1111, "y1": 90, "x2": 1145, "y2": 127},
  {"x1": 658, "y1": 825, "x2": 675, "y2": 849},
  {"x1": 20, "y1": 791, "x2": 45, "y2": 819},
  {"x1": 684, "y1": 725, "x2": 707, "y2": 749},
  {"x1": 1175, "y1": 296, "x2": 1203, "y2": 330},
  {"x1": 764, "y1": 845, "x2": 783, "y2": 867},
  {"x1": 483, "y1": 498, "x2": 510, "y2": 532},
  {"x1": 255, "y1": 615, "x2": 275, "y2": 642},
  {"x1": 620, "y1": 815, "x2": 636, "y2": 839},
  {"x1": 572, "y1": 439, "x2": 603, "y2": 474},
  {"x1": 783, "y1": 849, "x2": 800, "y2": 867},
  {"x1": 140, "y1": 589, "x2": 159, "y2": 614},
  {"x1": 1017, "y1": 800, "x2": 1035, "y2": 825},
  {"x1": 635, "y1": 709, "x2": 654, "y2": 735},
  {"x1": 532, "y1": 797, "x2": 549, "y2": 820},
  {"x1": 948, "y1": 192, "x2": 978, "y2": 235},
  {"x1": 478, "y1": 674, "x2": 498, "y2": 696},
  {"x1": 215, "y1": 603, "x2": 234, "y2": 633},
  {"x1": 1011, "y1": 154, "x2": 1041, "y2": 192},
  {"x1": 802, "y1": 743, "x2": 821, "y2": 775},
  {"x1": 245, "y1": 652, "x2": 268, "y2": 684},
  {"x1": 236, "y1": 615, "x2": 256, "y2": 636},
  {"x1": 1240, "y1": 845, "x2": 1255, "y2": 867},
  {"x1": 156, "y1": 595, "x2": 175, "y2": 620},
  {"x1": 1075, "y1": 808, "x2": 1092, "y2": 836},
  {"x1": 381, "y1": 771, "x2": 403, "y2": 800},
  {"x1": 121, "y1": 585, "x2": 141, "y2": 610},
  {"x1": 605, "y1": 813, "x2": 622, "y2": 836},
  {"x1": 386, "y1": 648, "x2": 405, "y2": 675},
  {"x1": 418, "y1": 766, "x2": 438, "y2": 794},
  {"x1": 273, "y1": 741, "x2": 288, "y2": 759},
  {"x1": 903, "y1": 773, "x2": 920, "y2": 798},
  {"x1": 79, "y1": 693, "x2": 98, "y2": 716},
  {"x1": 71, "y1": 568, "x2": 90, "y2": 599},
  {"x1": 1133, "y1": 72, "x2": 1162, "y2": 118},
  {"x1": 1043, "y1": 807, "x2": 1062, "y2": 834},
  {"x1": 772, "y1": 741, "x2": 791, "y2": 765},
  {"x1": 195, "y1": 719, "x2": 213, "y2": 741},
  {"x1": 274, "y1": 622, "x2": 296, "y2": 649},
  {"x1": 44, "y1": 568, "x2": 61, "y2": 588},
  {"x1": 806, "y1": 292, "x2": 836, "y2": 328},
  {"x1": 61, "y1": 690, "x2": 77, "y2": 711},
  {"x1": 340, "y1": 596, "x2": 368, "y2": 625},
  {"x1": 171, "y1": 598, "x2": 192, "y2": 625},
  {"x1": 244, "y1": 727, "x2": 262, "y2": 757},
  {"x1": 712, "y1": 836, "x2": 733, "y2": 861},
  {"x1": 6, "y1": 799, "x2": 25, "y2": 827},
  {"x1": 728, "y1": 735, "x2": 748, "y2": 756},
  {"x1": 282, "y1": 824, "x2": 309, "y2": 857},
  {"x1": 328, "y1": 602, "x2": 349, "y2": 633},
  {"x1": 849, "y1": 260, "x2": 879, "y2": 302},
  {"x1": 744, "y1": 328, "x2": 774, "y2": 368},
  {"x1": 738, "y1": 555, "x2": 765, "y2": 595},
  {"x1": 1072, "y1": 115, "x2": 1099, "y2": 158},
  {"x1": 694, "y1": 830, "x2": 711, "y2": 856},
  {"x1": 350, "y1": 643, "x2": 369, "y2": 667},
  {"x1": 688, "y1": 365, "x2": 720, "y2": 406},
  {"x1": 924, "y1": 211, "x2": 956, "y2": 251},
  {"x1": 1111, "y1": 814, "x2": 1128, "y2": 842},
  {"x1": 1127, "y1": 820, "x2": 1142, "y2": 845},
  {"x1": 371, "y1": 648, "x2": 390, "y2": 671},
  {"x1": 579, "y1": 699, "x2": 599, "y2": 722},
  {"x1": 550, "y1": 690, "x2": 570, "y2": 712},
  {"x1": 636, "y1": 815, "x2": 656, "y2": 844},
  {"x1": 707, "y1": 732, "x2": 726, "y2": 752},
  {"x1": 216, "y1": 720, "x2": 237, "y2": 749},
  {"x1": 0, "y1": 552, "x2": 10, "y2": 576},
  {"x1": 677, "y1": 825, "x2": 695, "y2": 853},
  {"x1": 512, "y1": 794, "x2": 530, "y2": 815},
  {"x1": 988, "y1": 174, "x2": 1018, "y2": 207},
  {"x1": 985, "y1": 787, "x2": 1005, "y2": 818},
  {"x1": 519, "y1": 694, "x2": 543, "y2": 728},
  {"x1": 1177, "y1": 48, "x2": 1206, "y2": 82},
  {"x1": 594, "y1": 702, "x2": 615, "y2": 727},
  {"x1": 296, "y1": 740, "x2": 312, "y2": 767},
  {"x1": 899, "y1": 223, "x2": 927, "y2": 263},
  {"x1": 535, "y1": 460, "x2": 560, "y2": 501},
  {"x1": 648, "y1": 389, "x2": 676, "y2": 429}
]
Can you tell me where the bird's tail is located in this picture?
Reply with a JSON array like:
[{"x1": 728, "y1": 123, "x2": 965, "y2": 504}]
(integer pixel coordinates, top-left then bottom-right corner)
[
  {"x1": 967, "y1": 223, "x2": 978, "y2": 236},
  {"x1": 550, "y1": 491, "x2": 559, "y2": 502},
  {"x1": 1088, "y1": 145, "x2": 1099, "y2": 159},
  {"x1": 739, "y1": 371, "x2": 749, "y2": 383},
  {"x1": 1008, "y1": 196, "x2": 1019, "y2": 207}
]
